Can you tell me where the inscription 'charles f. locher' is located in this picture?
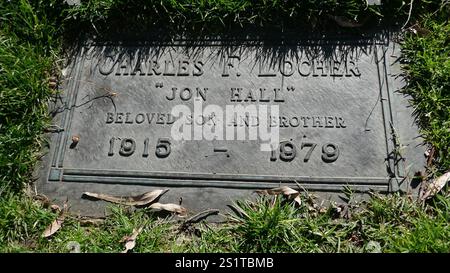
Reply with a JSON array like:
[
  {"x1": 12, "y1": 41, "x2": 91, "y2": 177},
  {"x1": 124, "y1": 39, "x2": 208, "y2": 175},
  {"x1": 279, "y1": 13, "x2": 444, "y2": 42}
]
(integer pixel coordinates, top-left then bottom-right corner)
[{"x1": 97, "y1": 52, "x2": 361, "y2": 78}]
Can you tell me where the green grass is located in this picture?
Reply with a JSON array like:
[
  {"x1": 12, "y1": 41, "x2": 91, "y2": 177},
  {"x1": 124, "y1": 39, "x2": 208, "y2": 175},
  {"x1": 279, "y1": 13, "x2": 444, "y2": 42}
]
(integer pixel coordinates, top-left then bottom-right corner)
[
  {"x1": 61, "y1": 0, "x2": 444, "y2": 40},
  {"x1": 0, "y1": 194, "x2": 55, "y2": 252},
  {"x1": 0, "y1": 36, "x2": 52, "y2": 193},
  {"x1": 228, "y1": 197, "x2": 302, "y2": 252},
  {"x1": 401, "y1": 16, "x2": 450, "y2": 174},
  {"x1": 0, "y1": 0, "x2": 449, "y2": 253},
  {"x1": 1, "y1": 192, "x2": 449, "y2": 253},
  {"x1": 0, "y1": 0, "x2": 65, "y2": 193}
]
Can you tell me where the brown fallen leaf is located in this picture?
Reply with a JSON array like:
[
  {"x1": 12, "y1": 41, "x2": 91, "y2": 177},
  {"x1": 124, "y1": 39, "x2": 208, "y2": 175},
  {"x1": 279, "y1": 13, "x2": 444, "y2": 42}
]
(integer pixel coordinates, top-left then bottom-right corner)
[
  {"x1": 254, "y1": 186, "x2": 302, "y2": 206},
  {"x1": 82, "y1": 189, "x2": 168, "y2": 206},
  {"x1": 42, "y1": 216, "x2": 64, "y2": 238},
  {"x1": 42, "y1": 203, "x2": 67, "y2": 238},
  {"x1": 49, "y1": 76, "x2": 58, "y2": 89},
  {"x1": 419, "y1": 171, "x2": 450, "y2": 201},
  {"x1": 50, "y1": 204, "x2": 61, "y2": 212},
  {"x1": 149, "y1": 203, "x2": 187, "y2": 216},
  {"x1": 426, "y1": 147, "x2": 435, "y2": 167},
  {"x1": 33, "y1": 194, "x2": 51, "y2": 208},
  {"x1": 121, "y1": 226, "x2": 143, "y2": 253},
  {"x1": 291, "y1": 195, "x2": 301, "y2": 206}
]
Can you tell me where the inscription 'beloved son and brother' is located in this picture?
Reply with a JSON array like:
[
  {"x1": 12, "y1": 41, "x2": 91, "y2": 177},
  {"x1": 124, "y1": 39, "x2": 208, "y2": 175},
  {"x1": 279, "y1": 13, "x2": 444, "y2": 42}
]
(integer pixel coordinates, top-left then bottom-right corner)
[{"x1": 105, "y1": 111, "x2": 346, "y2": 128}]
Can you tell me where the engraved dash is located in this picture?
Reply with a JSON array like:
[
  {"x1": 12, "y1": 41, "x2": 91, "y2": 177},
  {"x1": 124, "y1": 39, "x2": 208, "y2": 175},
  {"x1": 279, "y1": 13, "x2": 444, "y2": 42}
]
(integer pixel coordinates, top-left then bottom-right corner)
[{"x1": 213, "y1": 147, "x2": 228, "y2": 152}]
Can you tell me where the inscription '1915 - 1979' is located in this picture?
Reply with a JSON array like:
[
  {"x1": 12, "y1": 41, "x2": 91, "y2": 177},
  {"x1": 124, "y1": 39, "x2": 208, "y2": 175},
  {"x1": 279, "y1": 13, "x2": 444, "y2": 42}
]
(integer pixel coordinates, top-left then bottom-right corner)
[{"x1": 106, "y1": 136, "x2": 340, "y2": 163}]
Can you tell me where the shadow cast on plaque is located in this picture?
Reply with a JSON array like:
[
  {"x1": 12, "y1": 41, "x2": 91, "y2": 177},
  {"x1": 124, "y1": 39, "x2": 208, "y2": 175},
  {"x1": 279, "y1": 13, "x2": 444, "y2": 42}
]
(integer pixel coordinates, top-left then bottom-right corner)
[{"x1": 62, "y1": 24, "x2": 394, "y2": 82}]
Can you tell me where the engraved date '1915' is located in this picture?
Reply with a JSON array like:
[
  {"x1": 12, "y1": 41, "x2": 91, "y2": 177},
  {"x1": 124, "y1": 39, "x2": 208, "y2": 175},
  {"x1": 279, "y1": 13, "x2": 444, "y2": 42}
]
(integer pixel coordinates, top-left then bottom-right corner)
[{"x1": 107, "y1": 137, "x2": 171, "y2": 158}]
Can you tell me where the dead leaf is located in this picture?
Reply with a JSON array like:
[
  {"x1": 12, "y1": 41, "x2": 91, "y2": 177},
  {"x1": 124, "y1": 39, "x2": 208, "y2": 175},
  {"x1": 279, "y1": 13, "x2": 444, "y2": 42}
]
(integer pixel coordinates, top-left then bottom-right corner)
[
  {"x1": 319, "y1": 207, "x2": 328, "y2": 214},
  {"x1": 42, "y1": 214, "x2": 64, "y2": 238},
  {"x1": 149, "y1": 203, "x2": 187, "y2": 216},
  {"x1": 426, "y1": 147, "x2": 435, "y2": 167},
  {"x1": 33, "y1": 194, "x2": 51, "y2": 208},
  {"x1": 50, "y1": 204, "x2": 61, "y2": 212},
  {"x1": 420, "y1": 171, "x2": 450, "y2": 201},
  {"x1": 42, "y1": 201, "x2": 68, "y2": 238},
  {"x1": 255, "y1": 186, "x2": 297, "y2": 195},
  {"x1": 121, "y1": 226, "x2": 143, "y2": 253},
  {"x1": 254, "y1": 186, "x2": 302, "y2": 206},
  {"x1": 49, "y1": 76, "x2": 58, "y2": 89},
  {"x1": 82, "y1": 189, "x2": 168, "y2": 206}
]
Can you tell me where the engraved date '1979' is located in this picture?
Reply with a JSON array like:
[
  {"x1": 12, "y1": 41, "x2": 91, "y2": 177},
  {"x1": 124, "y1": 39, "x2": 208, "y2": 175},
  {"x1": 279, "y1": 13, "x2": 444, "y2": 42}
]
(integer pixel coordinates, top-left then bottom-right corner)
[{"x1": 270, "y1": 141, "x2": 339, "y2": 163}]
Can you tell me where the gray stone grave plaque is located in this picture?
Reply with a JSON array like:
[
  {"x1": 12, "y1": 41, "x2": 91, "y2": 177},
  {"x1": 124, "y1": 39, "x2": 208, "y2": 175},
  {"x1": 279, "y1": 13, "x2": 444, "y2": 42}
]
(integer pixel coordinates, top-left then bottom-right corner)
[{"x1": 38, "y1": 34, "x2": 425, "y2": 215}]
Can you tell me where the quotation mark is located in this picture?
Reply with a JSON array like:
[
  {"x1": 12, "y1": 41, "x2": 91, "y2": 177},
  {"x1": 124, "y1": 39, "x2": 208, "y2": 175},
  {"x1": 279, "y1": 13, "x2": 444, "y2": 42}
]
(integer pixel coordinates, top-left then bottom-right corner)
[
  {"x1": 287, "y1": 86, "x2": 295, "y2": 92},
  {"x1": 155, "y1": 82, "x2": 164, "y2": 88}
]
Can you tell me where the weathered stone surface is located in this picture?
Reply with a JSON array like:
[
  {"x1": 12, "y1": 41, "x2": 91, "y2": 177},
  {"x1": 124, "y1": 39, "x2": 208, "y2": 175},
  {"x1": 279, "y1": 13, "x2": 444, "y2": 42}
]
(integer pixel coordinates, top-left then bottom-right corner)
[{"x1": 37, "y1": 34, "x2": 425, "y2": 216}]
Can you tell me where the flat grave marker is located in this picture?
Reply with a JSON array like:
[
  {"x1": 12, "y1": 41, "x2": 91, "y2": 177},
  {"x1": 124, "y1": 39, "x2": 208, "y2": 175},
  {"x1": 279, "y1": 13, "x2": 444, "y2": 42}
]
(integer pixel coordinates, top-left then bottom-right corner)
[{"x1": 38, "y1": 34, "x2": 425, "y2": 215}]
